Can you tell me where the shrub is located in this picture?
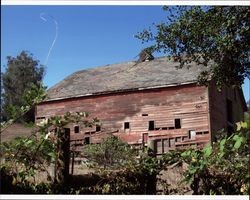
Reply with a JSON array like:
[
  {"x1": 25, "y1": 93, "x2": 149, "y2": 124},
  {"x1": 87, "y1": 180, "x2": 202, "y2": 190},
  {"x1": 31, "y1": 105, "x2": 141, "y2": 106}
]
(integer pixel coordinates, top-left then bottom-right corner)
[
  {"x1": 162, "y1": 121, "x2": 250, "y2": 195},
  {"x1": 83, "y1": 135, "x2": 137, "y2": 170}
]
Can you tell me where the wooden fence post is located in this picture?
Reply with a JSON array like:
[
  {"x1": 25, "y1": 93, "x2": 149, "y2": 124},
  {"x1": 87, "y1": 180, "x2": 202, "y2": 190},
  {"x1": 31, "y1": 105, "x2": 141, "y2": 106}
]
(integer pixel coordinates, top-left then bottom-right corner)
[{"x1": 54, "y1": 128, "x2": 70, "y2": 185}]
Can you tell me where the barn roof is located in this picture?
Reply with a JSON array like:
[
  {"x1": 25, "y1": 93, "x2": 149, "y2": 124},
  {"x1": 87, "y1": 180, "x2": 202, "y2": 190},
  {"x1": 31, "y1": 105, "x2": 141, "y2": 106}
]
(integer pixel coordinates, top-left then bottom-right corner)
[{"x1": 45, "y1": 56, "x2": 209, "y2": 102}]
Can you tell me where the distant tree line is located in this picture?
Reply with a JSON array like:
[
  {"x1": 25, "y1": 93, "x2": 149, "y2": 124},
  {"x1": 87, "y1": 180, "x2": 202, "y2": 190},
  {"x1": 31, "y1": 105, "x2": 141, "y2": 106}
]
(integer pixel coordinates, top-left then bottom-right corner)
[{"x1": 1, "y1": 51, "x2": 45, "y2": 122}]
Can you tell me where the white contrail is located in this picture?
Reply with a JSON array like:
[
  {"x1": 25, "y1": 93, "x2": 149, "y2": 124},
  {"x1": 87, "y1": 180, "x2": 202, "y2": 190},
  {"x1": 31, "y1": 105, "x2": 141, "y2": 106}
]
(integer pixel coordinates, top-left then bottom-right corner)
[{"x1": 40, "y1": 12, "x2": 58, "y2": 66}]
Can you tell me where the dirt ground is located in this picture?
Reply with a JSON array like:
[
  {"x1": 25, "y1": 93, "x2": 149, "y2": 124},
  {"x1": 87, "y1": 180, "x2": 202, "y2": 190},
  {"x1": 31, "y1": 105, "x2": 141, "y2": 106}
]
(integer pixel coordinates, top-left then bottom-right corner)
[
  {"x1": 70, "y1": 163, "x2": 95, "y2": 175},
  {"x1": 157, "y1": 162, "x2": 192, "y2": 195},
  {"x1": 1, "y1": 123, "x2": 34, "y2": 142},
  {"x1": 70, "y1": 161, "x2": 192, "y2": 195}
]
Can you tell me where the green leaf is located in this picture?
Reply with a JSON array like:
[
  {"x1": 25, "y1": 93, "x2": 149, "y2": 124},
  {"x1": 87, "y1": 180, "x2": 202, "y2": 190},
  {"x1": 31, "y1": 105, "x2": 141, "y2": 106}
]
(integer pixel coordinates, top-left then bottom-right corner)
[
  {"x1": 219, "y1": 152, "x2": 225, "y2": 159},
  {"x1": 233, "y1": 134, "x2": 239, "y2": 141},
  {"x1": 25, "y1": 140, "x2": 33, "y2": 145},
  {"x1": 219, "y1": 138, "x2": 226, "y2": 153},
  {"x1": 236, "y1": 121, "x2": 248, "y2": 131},
  {"x1": 234, "y1": 137, "x2": 243, "y2": 149},
  {"x1": 203, "y1": 145, "x2": 212, "y2": 158},
  {"x1": 181, "y1": 150, "x2": 191, "y2": 158},
  {"x1": 188, "y1": 167, "x2": 198, "y2": 175}
]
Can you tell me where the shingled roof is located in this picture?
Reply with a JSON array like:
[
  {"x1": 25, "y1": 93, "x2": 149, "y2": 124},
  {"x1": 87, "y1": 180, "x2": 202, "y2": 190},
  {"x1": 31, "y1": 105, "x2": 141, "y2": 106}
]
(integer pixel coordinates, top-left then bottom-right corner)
[{"x1": 45, "y1": 56, "x2": 209, "y2": 102}]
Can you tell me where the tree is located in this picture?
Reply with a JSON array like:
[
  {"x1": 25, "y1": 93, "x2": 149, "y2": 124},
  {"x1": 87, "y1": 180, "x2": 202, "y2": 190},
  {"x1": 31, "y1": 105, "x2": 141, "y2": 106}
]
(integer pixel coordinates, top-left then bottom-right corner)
[
  {"x1": 136, "y1": 6, "x2": 250, "y2": 88},
  {"x1": 1, "y1": 51, "x2": 45, "y2": 121}
]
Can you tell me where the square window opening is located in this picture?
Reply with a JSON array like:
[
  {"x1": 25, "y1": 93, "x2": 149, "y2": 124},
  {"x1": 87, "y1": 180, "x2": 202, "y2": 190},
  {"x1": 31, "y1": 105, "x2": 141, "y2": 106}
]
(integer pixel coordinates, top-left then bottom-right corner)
[
  {"x1": 124, "y1": 122, "x2": 130, "y2": 129},
  {"x1": 148, "y1": 121, "x2": 155, "y2": 131},
  {"x1": 96, "y1": 125, "x2": 101, "y2": 132},
  {"x1": 84, "y1": 137, "x2": 90, "y2": 144},
  {"x1": 175, "y1": 119, "x2": 181, "y2": 129},
  {"x1": 74, "y1": 126, "x2": 80, "y2": 134}
]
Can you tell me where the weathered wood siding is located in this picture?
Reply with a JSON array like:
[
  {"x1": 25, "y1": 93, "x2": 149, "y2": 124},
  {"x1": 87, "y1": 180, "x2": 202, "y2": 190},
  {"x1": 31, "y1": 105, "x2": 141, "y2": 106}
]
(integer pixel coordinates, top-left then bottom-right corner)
[
  {"x1": 208, "y1": 81, "x2": 246, "y2": 141},
  {"x1": 36, "y1": 84, "x2": 210, "y2": 154}
]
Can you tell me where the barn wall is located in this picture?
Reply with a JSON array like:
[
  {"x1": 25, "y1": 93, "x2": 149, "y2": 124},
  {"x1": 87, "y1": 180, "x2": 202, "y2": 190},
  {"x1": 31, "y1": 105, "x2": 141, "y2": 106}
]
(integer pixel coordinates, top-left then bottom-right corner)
[
  {"x1": 208, "y1": 81, "x2": 246, "y2": 141},
  {"x1": 36, "y1": 84, "x2": 210, "y2": 154}
]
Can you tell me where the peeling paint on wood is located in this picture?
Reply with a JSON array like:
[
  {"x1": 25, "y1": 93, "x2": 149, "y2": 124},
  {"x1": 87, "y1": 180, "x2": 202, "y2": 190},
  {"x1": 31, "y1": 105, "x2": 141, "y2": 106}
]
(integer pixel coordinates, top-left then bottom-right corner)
[{"x1": 36, "y1": 82, "x2": 246, "y2": 155}]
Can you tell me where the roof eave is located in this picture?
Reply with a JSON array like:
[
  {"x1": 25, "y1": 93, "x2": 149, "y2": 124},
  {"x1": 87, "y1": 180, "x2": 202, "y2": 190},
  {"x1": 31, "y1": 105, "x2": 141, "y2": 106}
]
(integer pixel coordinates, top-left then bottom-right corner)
[{"x1": 41, "y1": 80, "x2": 198, "y2": 103}]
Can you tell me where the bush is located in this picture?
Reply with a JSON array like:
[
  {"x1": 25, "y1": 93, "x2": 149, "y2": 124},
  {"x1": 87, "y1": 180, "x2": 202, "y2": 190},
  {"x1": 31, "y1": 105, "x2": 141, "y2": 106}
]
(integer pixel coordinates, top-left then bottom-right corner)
[
  {"x1": 162, "y1": 121, "x2": 250, "y2": 195},
  {"x1": 83, "y1": 135, "x2": 137, "y2": 170}
]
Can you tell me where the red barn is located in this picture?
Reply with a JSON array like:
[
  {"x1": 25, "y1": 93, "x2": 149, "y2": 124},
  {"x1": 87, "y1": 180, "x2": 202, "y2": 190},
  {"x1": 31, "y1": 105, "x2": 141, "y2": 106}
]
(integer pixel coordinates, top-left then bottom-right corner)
[{"x1": 36, "y1": 57, "x2": 247, "y2": 155}]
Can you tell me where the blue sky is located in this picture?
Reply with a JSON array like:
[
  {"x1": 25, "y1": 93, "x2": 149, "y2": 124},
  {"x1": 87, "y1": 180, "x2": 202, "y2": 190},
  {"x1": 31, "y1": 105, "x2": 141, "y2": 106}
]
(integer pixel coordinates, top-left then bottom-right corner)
[{"x1": 1, "y1": 5, "x2": 249, "y2": 102}]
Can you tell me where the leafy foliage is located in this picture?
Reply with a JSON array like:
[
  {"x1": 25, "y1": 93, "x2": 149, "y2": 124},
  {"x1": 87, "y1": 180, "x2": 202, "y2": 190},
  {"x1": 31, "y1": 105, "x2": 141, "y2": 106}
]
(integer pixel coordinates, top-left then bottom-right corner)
[
  {"x1": 1, "y1": 51, "x2": 45, "y2": 121},
  {"x1": 1, "y1": 135, "x2": 54, "y2": 184},
  {"x1": 136, "y1": 6, "x2": 250, "y2": 88},
  {"x1": 162, "y1": 121, "x2": 250, "y2": 195},
  {"x1": 0, "y1": 83, "x2": 47, "y2": 134},
  {"x1": 0, "y1": 111, "x2": 99, "y2": 190},
  {"x1": 1, "y1": 133, "x2": 158, "y2": 194},
  {"x1": 81, "y1": 153, "x2": 159, "y2": 194},
  {"x1": 83, "y1": 135, "x2": 137, "y2": 170}
]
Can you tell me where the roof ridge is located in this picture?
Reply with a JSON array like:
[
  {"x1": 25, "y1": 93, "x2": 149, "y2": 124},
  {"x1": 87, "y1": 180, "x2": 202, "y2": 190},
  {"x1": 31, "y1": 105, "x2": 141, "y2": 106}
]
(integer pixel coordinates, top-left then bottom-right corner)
[{"x1": 74, "y1": 56, "x2": 170, "y2": 74}]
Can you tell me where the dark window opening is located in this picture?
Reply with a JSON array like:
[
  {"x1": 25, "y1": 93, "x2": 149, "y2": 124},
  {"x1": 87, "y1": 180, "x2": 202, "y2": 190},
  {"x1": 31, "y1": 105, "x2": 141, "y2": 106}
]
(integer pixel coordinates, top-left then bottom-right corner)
[
  {"x1": 124, "y1": 122, "x2": 130, "y2": 129},
  {"x1": 175, "y1": 119, "x2": 181, "y2": 129},
  {"x1": 148, "y1": 121, "x2": 155, "y2": 131},
  {"x1": 84, "y1": 137, "x2": 90, "y2": 144},
  {"x1": 74, "y1": 143, "x2": 83, "y2": 147},
  {"x1": 227, "y1": 99, "x2": 233, "y2": 123},
  {"x1": 96, "y1": 125, "x2": 101, "y2": 132},
  {"x1": 36, "y1": 117, "x2": 45, "y2": 120},
  {"x1": 142, "y1": 114, "x2": 148, "y2": 116},
  {"x1": 74, "y1": 126, "x2": 79, "y2": 133}
]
